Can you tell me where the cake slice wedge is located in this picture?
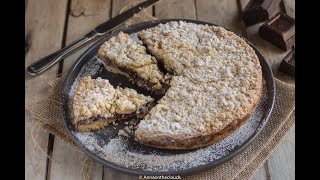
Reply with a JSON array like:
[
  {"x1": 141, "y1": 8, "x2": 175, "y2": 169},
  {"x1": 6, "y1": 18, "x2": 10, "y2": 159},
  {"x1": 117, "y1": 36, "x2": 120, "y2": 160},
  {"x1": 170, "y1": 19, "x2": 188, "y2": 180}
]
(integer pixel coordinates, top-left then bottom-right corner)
[
  {"x1": 72, "y1": 76, "x2": 154, "y2": 132},
  {"x1": 98, "y1": 32, "x2": 170, "y2": 95}
]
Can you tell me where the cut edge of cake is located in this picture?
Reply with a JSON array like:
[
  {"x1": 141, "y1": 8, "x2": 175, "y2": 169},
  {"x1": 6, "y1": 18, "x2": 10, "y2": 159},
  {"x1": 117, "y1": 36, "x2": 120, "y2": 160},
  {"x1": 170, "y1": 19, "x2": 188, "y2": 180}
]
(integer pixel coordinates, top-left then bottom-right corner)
[
  {"x1": 72, "y1": 76, "x2": 154, "y2": 132},
  {"x1": 134, "y1": 21, "x2": 263, "y2": 149},
  {"x1": 98, "y1": 32, "x2": 171, "y2": 95},
  {"x1": 134, "y1": 83, "x2": 262, "y2": 150}
]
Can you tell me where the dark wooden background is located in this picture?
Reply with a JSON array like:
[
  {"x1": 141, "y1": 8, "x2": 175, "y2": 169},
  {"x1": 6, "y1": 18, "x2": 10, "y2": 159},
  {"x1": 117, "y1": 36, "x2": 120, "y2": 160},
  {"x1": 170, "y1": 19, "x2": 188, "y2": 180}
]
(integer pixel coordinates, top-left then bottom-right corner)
[{"x1": 25, "y1": 0, "x2": 295, "y2": 179}]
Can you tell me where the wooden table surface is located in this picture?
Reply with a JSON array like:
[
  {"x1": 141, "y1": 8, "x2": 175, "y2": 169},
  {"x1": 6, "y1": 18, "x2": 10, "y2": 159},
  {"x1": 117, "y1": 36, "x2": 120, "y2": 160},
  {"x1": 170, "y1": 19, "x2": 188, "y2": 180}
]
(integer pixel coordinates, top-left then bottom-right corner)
[{"x1": 25, "y1": 0, "x2": 295, "y2": 179}]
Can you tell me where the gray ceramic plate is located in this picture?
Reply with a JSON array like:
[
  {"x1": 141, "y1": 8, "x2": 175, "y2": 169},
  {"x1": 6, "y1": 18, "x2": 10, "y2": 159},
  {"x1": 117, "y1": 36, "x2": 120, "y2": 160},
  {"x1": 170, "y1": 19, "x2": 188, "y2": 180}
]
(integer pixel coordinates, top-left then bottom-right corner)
[{"x1": 61, "y1": 19, "x2": 275, "y2": 176}]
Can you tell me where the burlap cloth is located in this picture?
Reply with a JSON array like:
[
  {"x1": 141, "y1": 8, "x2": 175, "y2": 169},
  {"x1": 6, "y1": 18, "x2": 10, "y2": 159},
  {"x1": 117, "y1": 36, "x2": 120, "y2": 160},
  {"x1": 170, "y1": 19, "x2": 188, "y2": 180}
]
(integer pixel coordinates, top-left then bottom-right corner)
[{"x1": 26, "y1": 11, "x2": 295, "y2": 180}]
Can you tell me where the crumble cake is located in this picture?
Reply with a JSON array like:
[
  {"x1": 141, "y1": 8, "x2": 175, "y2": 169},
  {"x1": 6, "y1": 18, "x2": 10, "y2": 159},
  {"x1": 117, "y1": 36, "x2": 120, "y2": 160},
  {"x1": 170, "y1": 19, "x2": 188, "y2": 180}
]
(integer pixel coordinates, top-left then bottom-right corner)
[
  {"x1": 72, "y1": 76, "x2": 154, "y2": 132},
  {"x1": 76, "y1": 21, "x2": 262, "y2": 149},
  {"x1": 98, "y1": 32, "x2": 170, "y2": 95},
  {"x1": 135, "y1": 21, "x2": 262, "y2": 149}
]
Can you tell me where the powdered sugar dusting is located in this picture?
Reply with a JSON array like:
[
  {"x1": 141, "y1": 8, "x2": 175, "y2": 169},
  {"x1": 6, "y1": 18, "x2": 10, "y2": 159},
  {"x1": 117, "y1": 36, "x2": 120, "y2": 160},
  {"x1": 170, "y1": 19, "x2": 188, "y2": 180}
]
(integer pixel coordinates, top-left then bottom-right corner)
[
  {"x1": 69, "y1": 56, "x2": 103, "y2": 99},
  {"x1": 72, "y1": 82, "x2": 268, "y2": 172},
  {"x1": 72, "y1": 132, "x2": 97, "y2": 152},
  {"x1": 67, "y1": 30, "x2": 270, "y2": 173}
]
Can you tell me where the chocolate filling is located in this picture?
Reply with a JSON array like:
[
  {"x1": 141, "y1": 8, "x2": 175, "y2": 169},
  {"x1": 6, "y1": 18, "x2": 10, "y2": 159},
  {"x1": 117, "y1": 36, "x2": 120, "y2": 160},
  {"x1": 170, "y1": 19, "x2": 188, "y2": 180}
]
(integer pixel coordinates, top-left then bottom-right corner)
[
  {"x1": 137, "y1": 35, "x2": 173, "y2": 76},
  {"x1": 76, "y1": 101, "x2": 155, "y2": 126},
  {"x1": 100, "y1": 56, "x2": 169, "y2": 95}
]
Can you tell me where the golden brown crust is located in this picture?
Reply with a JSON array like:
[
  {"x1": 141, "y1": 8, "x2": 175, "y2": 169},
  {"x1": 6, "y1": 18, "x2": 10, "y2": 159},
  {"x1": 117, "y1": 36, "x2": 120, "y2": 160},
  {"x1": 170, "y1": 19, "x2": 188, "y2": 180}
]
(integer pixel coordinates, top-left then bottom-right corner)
[
  {"x1": 76, "y1": 119, "x2": 114, "y2": 132},
  {"x1": 135, "y1": 86, "x2": 261, "y2": 149},
  {"x1": 98, "y1": 32, "x2": 170, "y2": 94},
  {"x1": 72, "y1": 76, "x2": 153, "y2": 131},
  {"x1": 136, "y1": 114, "x2": 251, "y2": 149},
  {"x1": 135, "y1": 21, "x2": 263, "y2": 149},
  {"x1": 99, "y1": 56, "x2": 170, "y2": 95},
  {"x1": 83, "y1": 21, "x2": 264, "y2": 149}
]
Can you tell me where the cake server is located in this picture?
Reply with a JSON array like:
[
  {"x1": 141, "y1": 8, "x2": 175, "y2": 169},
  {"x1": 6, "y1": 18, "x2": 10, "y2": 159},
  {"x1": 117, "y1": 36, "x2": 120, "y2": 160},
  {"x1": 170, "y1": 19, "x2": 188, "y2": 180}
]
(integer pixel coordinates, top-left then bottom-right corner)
[{"x1": 27, "y1": 0, "x2": 159, "y2": 76}]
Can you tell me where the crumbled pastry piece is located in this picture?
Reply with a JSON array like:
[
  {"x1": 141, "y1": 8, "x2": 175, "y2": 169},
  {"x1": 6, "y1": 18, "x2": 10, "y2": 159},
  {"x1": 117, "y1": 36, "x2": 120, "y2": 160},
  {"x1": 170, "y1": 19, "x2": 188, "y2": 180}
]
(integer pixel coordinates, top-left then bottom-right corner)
[
  {"x1": 135, "y1": 21, "x2": 262, "y2": 149},
  {"x1": 72, "y1": 76, "x2": 154, "y2": 132},
  {"x1": 98, "y1": 32, "x2": 170, "y2": 95},
  {"x1": 124, "y1": 126, "x2": 132, "y2": 134},
  {"x1": 118, "y1": 130, "x2": 129, "y2": 137},
  {"x1": 112, "y1": 121, "x2": 119, "y2": 126}
]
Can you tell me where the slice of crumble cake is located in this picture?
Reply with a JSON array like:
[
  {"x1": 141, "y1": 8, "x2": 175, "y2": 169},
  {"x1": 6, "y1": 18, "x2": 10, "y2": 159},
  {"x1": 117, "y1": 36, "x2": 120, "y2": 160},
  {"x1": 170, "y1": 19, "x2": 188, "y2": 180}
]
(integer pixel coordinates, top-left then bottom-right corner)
[
  {"x1": 72, "y1": 76, "x2": 154, "y2": 131},
  {"x1": 98, "y1": 32, "x2": 170, "y2": 95}
]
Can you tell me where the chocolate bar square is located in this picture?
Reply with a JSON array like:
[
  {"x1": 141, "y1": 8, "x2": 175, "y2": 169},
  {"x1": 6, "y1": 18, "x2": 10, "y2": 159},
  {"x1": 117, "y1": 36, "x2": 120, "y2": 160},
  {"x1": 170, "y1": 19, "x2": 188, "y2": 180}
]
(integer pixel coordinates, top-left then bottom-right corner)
[
  {"x1": 259, "y1": 12, "x2": 295, "y2": 51},
  {"x1": 279, "y1": 50, "x2": 295, "y2": 77},
  {"x1": 241, "y1": 0, "x2": 279, "y2": 27}
]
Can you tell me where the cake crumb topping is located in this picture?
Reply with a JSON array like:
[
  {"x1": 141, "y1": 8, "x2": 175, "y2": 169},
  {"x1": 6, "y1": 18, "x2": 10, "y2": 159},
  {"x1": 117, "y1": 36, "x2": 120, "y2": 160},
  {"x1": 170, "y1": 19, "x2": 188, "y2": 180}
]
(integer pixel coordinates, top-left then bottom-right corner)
[
  {"x1": 72, "y1": 76, "x2": 153, "y2": 131},
  {"x1": 98, "y1": 32, "x2": 169, "y2": 93},
  {"x1": 135, "y1": 21, "x2": 262, "y2": 149}
]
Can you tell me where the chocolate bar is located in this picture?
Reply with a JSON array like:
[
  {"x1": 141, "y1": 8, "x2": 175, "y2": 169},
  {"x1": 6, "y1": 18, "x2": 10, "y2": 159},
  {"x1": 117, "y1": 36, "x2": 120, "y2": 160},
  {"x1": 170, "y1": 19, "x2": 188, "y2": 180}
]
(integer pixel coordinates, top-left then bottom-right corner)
[
  {"x1": 241, "y1": 0, "x2": 279, "y2": 26},
  {"x1": 259, "y1": 12, "x2": 295, "y2": 51},
  {"x1": 278, "y1": 50, "x2": 295, "y2": 77}
]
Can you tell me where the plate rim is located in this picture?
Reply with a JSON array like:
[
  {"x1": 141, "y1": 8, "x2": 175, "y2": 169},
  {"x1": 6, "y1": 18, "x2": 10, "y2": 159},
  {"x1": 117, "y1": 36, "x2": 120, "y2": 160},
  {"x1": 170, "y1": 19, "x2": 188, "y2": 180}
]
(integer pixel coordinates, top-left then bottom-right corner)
[{"x1": 60, "y1": 19, "x2": 275, "y2": 176}]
